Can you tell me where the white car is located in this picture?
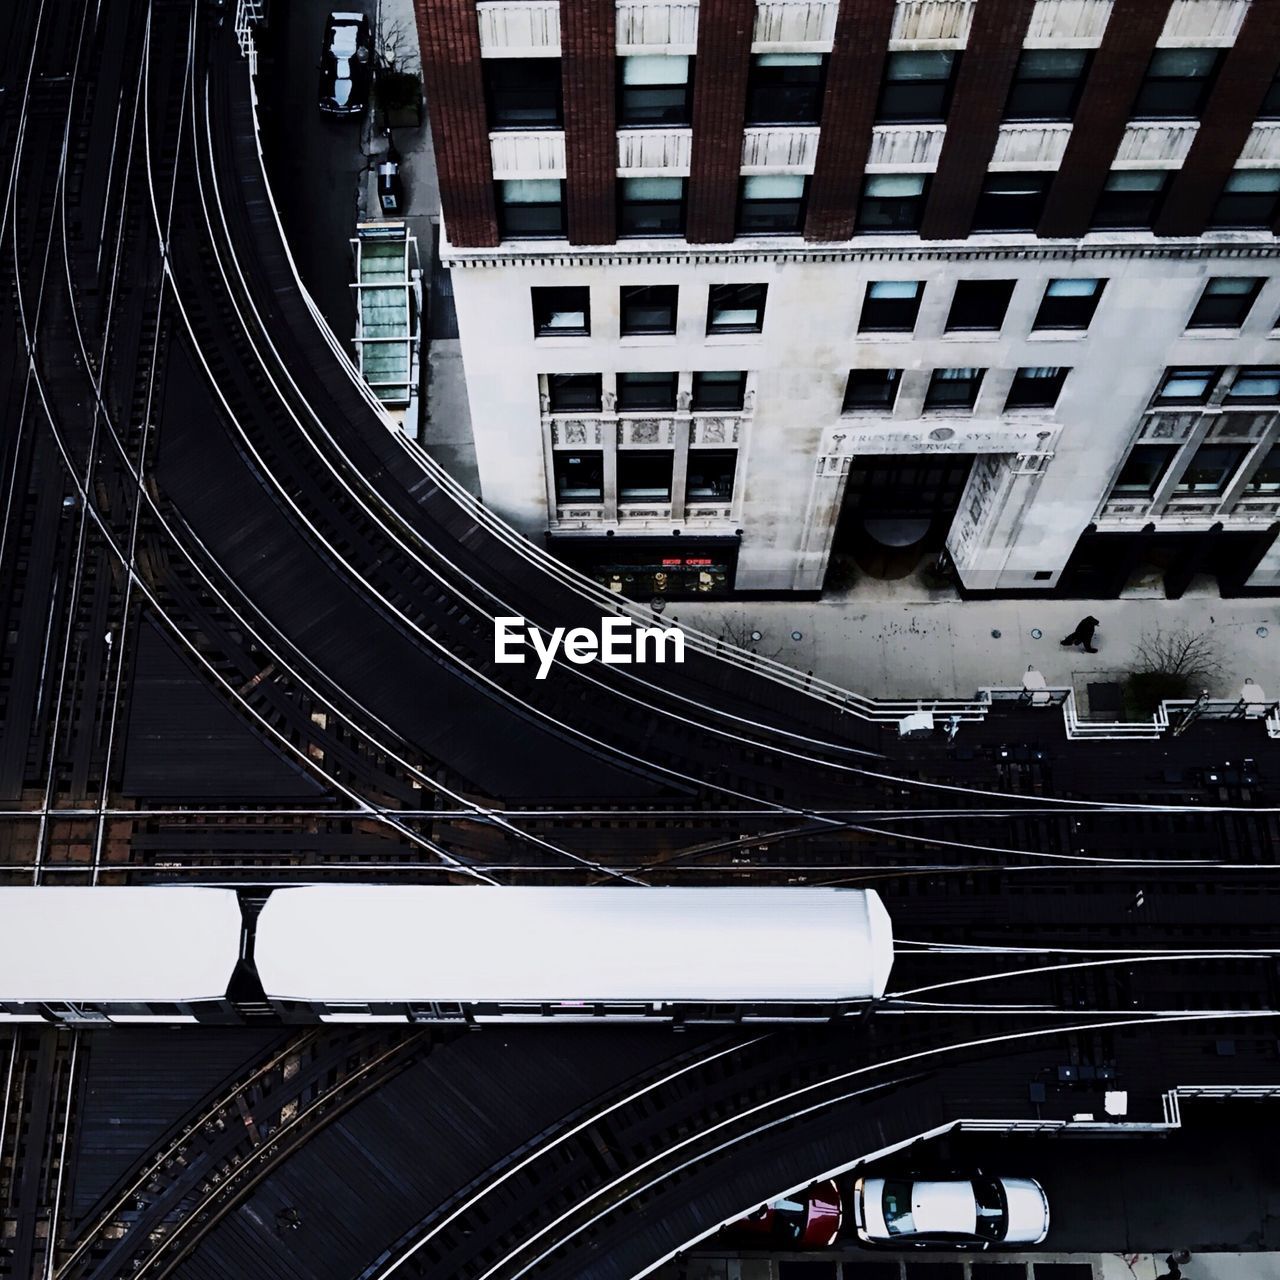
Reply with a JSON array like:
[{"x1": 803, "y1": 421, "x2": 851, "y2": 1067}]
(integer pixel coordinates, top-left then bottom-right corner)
[{"x1": 852, "y1": 1176, "x2": 1049, "y2": 1248}]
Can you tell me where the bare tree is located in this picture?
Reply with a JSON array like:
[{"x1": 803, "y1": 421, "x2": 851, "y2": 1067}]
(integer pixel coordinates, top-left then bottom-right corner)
[
  {"x1": 1131, "y1": 624, "x2": 1221, "y2": 685},
  {"x1": 373, "y1": 16, "x2": 422, "y2": 124},
  {"x1": 375, "y1": 16, "x2": 420, "y2": 76},
  {"x1": 1126, "y1": 624, "x2": 1222, "y2": 715},
  {"x1": 709, "y1": 612, "x2": 786, "y2": 660}
]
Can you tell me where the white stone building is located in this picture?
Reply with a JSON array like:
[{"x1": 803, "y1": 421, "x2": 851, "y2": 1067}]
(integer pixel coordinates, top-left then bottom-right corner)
[{"x1": 422, "y1": 0, "x2": 1280, "y2": 598}]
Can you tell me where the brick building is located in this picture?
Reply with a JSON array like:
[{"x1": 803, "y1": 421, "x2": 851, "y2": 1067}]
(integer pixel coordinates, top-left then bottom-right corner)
[{"x1": 412, "y1": 0, "x2": 1280, "y2": 599}]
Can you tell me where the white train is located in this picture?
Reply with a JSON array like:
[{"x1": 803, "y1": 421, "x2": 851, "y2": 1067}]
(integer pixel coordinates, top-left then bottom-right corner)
[{"x1": 0, "y1": 886, "x2": 893, "y2": 1026}]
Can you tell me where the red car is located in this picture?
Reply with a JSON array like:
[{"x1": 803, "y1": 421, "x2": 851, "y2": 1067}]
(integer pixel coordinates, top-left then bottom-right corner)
[{"x1": 723, "y1": 1180, "x2": 843, "y2": 1249}]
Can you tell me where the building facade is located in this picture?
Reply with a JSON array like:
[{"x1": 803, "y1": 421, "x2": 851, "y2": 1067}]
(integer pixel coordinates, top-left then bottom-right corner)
[{"x1": 413, "y1": 0, "x2": 1280, "y2": 599}]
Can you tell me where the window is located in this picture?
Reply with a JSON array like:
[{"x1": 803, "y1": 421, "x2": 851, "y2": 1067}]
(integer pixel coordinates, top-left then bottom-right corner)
[
  {"x1": 618, "y1": 450, "x2": 673, "y2": 501},
  {"x1": 531, "y1": 286, "x2": 589, "y2": 337},
  {"x1": 843, "y1": 369, "x2": 901, "y2": 412},
  {"x1": 620, "y1": 285, "x2": 678, "y2": 335},
  {"x1": 737, "y1": 175, "x2": 807, "y2": 235},
  {"x1": 1112, "y1": 445, "x2": 1177, "y2": 495},
  {"x1": 857, "y1": 174, "x2": 929, "y2": 233},
  {"x1": 924, "y1": 367, "x2": 985, "y2": 411},
  {"x1": 1225, "y1": 366, "x2": 1280, "y2": 403},
  {"x1": 1131, "y1": 47, "x2": 1220, "y2": 119},
  {"x1": 686, "y1": 450, "x2": 737, "y2": 500},
  {"x1": 1091, "y1": 170, "x2": 1169, "y2": 230},
  {"x1": 1246, "y1": 444, "x2": 1280, "y2": 492},
  {"x1": 484, "y1": 58, "x2": 563, "y2": 129},
  {"x1": 860, "y1": 280, "x2": 924, "y2": 332},
  {"x1": 946, "y1": 280, "x2": 1016, "y2": 332},
  {"x1": 1174, "y1": 442, "x2": 1248, "y2": 494},
  {"x1": 1004, "y1": 49, "x2": 1090, "y2": 121},
  {"x1": 547, "y1": 373, "x2": 602, "y2": 412},
  {"x1": 498, "y1": 179, "x2": 564, "y2": 238},
  {"x1": 876, "y1": 51, "x2": 958, "y2": 123},
  {"x1": 707, "y1": 283, "x2": 767, "y2": 334},
  {"x1": 1260, "y1": 70, "x2": 1280, "y2": 120},
  {"x1": 1005, "y1": 366, "x2": 1068, "y2": 409},
  {"x1": 618, "y1": 54, "x2": 693, "y2": 126},
  {"x1": 1188, "y1": 277, "x2": 1264, "y2": 329},
  {"x1": 1154, "y1": 367, "x2": 1219, "y2": 404},
  {"x1": 554, "y1": 452, "x2": 603, "y2": 502},
  {"x1": 617, "y1": 370, "x2": 677, "y2": 411},
  {"x1": 973, "y1": 1180, "x2": 1009, "y2": 1243},
  {"x1": 1033, "y1": 278, "x2": 1104, "y2": 330},
  {"x1": 745, "y1": 53, "x2": 826, "y2": 125},
  {"x1": 1209, "y1": 170, "x2": 1280, "y2": 229},
  {"x1": 882, "y1": 1182, "x2": 918, "y2": 1237},
  {"x1": 972, "y1": 173, "x2": 1052, "y2": 232},
  {"x1": 618, "y1": 177, "x2": 686, "y2": 237},
  {"x1": 691, "y1": 370, "x2": 746, "y2": 410}
]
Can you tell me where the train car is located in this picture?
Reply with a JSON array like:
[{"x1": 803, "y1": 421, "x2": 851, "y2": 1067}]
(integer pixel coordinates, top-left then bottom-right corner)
[
  {"x1": 253, "y1": 886, "x2": 894, "y2": 1024},
  {"x1": 0, "y1": 887, "x2": 245, "y2": 1024}
]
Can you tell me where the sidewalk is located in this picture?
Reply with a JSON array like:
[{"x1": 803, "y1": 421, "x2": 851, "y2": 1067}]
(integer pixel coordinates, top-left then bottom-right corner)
[
  {"x1": 671, "y1": 584, "x2": 1277, "y2": 706},
  {"x1": 363, "y1": 0, "x2": 481, "y2": 492},
  {"x1": 360, "y1": 4, "x2": 1272, "y2": 711}
]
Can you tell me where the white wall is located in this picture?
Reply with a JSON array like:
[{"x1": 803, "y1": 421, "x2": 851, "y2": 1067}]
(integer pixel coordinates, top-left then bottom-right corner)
[{"x1": 448, "y1": 239, "x2": 1280, "y2": 593}]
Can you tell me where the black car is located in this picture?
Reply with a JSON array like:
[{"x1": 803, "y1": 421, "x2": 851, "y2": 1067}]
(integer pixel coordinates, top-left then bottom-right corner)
[{"x1": 318, "y1": 11, "x2": 372, "y2": 117}]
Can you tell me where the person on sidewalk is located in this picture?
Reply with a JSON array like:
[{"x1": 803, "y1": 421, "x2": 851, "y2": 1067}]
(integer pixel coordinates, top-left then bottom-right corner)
[
  {"x1": 1156, "y1": 1250, "x2": 1193, "y2": 1280},
  {"x1": 1060, "y1": 615, "x2": 1101, "y2": 653}
]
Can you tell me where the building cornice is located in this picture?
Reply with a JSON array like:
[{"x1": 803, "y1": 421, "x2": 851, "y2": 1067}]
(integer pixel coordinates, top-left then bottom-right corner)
[{"x1": 441, "y1": 233, "x2": 1280, "y2": 269}]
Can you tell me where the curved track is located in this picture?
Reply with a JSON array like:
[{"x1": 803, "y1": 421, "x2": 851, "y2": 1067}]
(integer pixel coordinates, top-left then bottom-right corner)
[
  {"x1": 2, "y1": 0, "x2": 1277, "y2": 892},
  {"x1": 0, "y1": 5, "x2": 1278, "y2": 1280}
]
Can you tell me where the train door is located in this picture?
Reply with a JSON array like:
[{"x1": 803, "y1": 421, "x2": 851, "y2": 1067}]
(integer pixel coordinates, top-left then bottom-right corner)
[{"x1": 40, "y1": 1003, "x2": 111, "y2": 1024}]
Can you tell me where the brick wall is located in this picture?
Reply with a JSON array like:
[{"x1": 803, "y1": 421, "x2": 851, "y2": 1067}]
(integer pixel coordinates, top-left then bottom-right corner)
[
  {"x1": 1037, "y1": 0, "x2": 1172, "y2": 238},
  {"x1": 686, "y1": 0, "x2": 755, "y2": 244},
  {"x1": 1154, "y1": 7, "x2": 1280, "y2": 237},
  {"x1": 561, "y1": 0, "x2": 617, "y2": 244},
  {"x1": 804, "y1": 0, "x2": 897, "y2": 242},
  {"x1": 413, "y1": 0, "x2": 499, "y2": 247},
  {"x1": 918, "y1": 0, "x2": 1037, "y2": 240}
]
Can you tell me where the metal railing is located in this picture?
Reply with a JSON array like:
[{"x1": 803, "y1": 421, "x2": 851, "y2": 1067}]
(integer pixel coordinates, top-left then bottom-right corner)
[{"x1": 232, "y1": 0, "x2": 265, "y2": 57}]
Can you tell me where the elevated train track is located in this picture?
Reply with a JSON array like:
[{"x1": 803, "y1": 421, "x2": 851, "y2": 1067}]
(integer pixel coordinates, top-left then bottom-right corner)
[
  {"x1": 0, "y1": 2, "x2": 1277, "y2": 1279},
  {"x1": 2, "y1": 872, "x2": 1277, "y2": 1278},
  {"x1": 0, "y1": 0, "x2": 1275, "y2": 888}
]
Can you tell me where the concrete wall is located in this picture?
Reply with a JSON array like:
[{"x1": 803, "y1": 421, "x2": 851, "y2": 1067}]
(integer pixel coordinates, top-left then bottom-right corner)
[{"x1": 448, "y1": 238, "x2": 1280, "y2": 593}]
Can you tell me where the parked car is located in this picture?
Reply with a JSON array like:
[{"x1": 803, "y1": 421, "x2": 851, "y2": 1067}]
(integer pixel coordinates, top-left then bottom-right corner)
[
  {"x1": 723, "y1": 1181, "x2": 843, "y2": 1249},
  {"x1": 318, "y1": 12, "x2": 372, "y2": 117},
  {"x1": 852, "y1": 1175, "x2": 1049, "y2": 1248}
]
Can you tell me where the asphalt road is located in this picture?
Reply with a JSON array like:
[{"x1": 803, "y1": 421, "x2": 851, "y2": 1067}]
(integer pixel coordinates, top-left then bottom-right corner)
[
  {"x1": 256, "y1": 0, "x2": 372, "y2": 343},
  {"x1": 953, "y1": 1114, "x2": 1280, "y2": 1253}
]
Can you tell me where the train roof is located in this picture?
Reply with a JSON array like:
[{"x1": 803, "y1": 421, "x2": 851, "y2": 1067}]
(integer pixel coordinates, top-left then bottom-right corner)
[
  {"x1": 0, "y1": 888, "x2": 243, "y2": 1004},
  {"x1": 254, "y1": 886, "x2": 894, "y2": 1003}
]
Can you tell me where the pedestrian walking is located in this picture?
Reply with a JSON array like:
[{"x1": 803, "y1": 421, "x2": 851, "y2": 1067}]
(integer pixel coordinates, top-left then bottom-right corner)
[
  {"x1": 1155, "y1": 1249, "x2": 1192, "y2": 1280},
  {"x1": 1060, "y1": 615, "x2": 1100, "y2": 653}
]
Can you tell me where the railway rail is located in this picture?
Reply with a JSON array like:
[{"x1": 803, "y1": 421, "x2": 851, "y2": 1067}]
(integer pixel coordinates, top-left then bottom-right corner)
[
  {"x1": 55, "y1": 1028, "x2": 431, "y2": 1280},
  {"x1": 1, "y1": 5, "x2": 1277, "y2": 1280},
  {"x1": 0, "y1": 1028, "x2": 80, "y2": 1280},
  {"x1": 5, "y1": 0, "x2": 1273, "y2": 889},
  {"x1": 8, "y1": 884, "x2": 1274, "y2": 1280}
]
